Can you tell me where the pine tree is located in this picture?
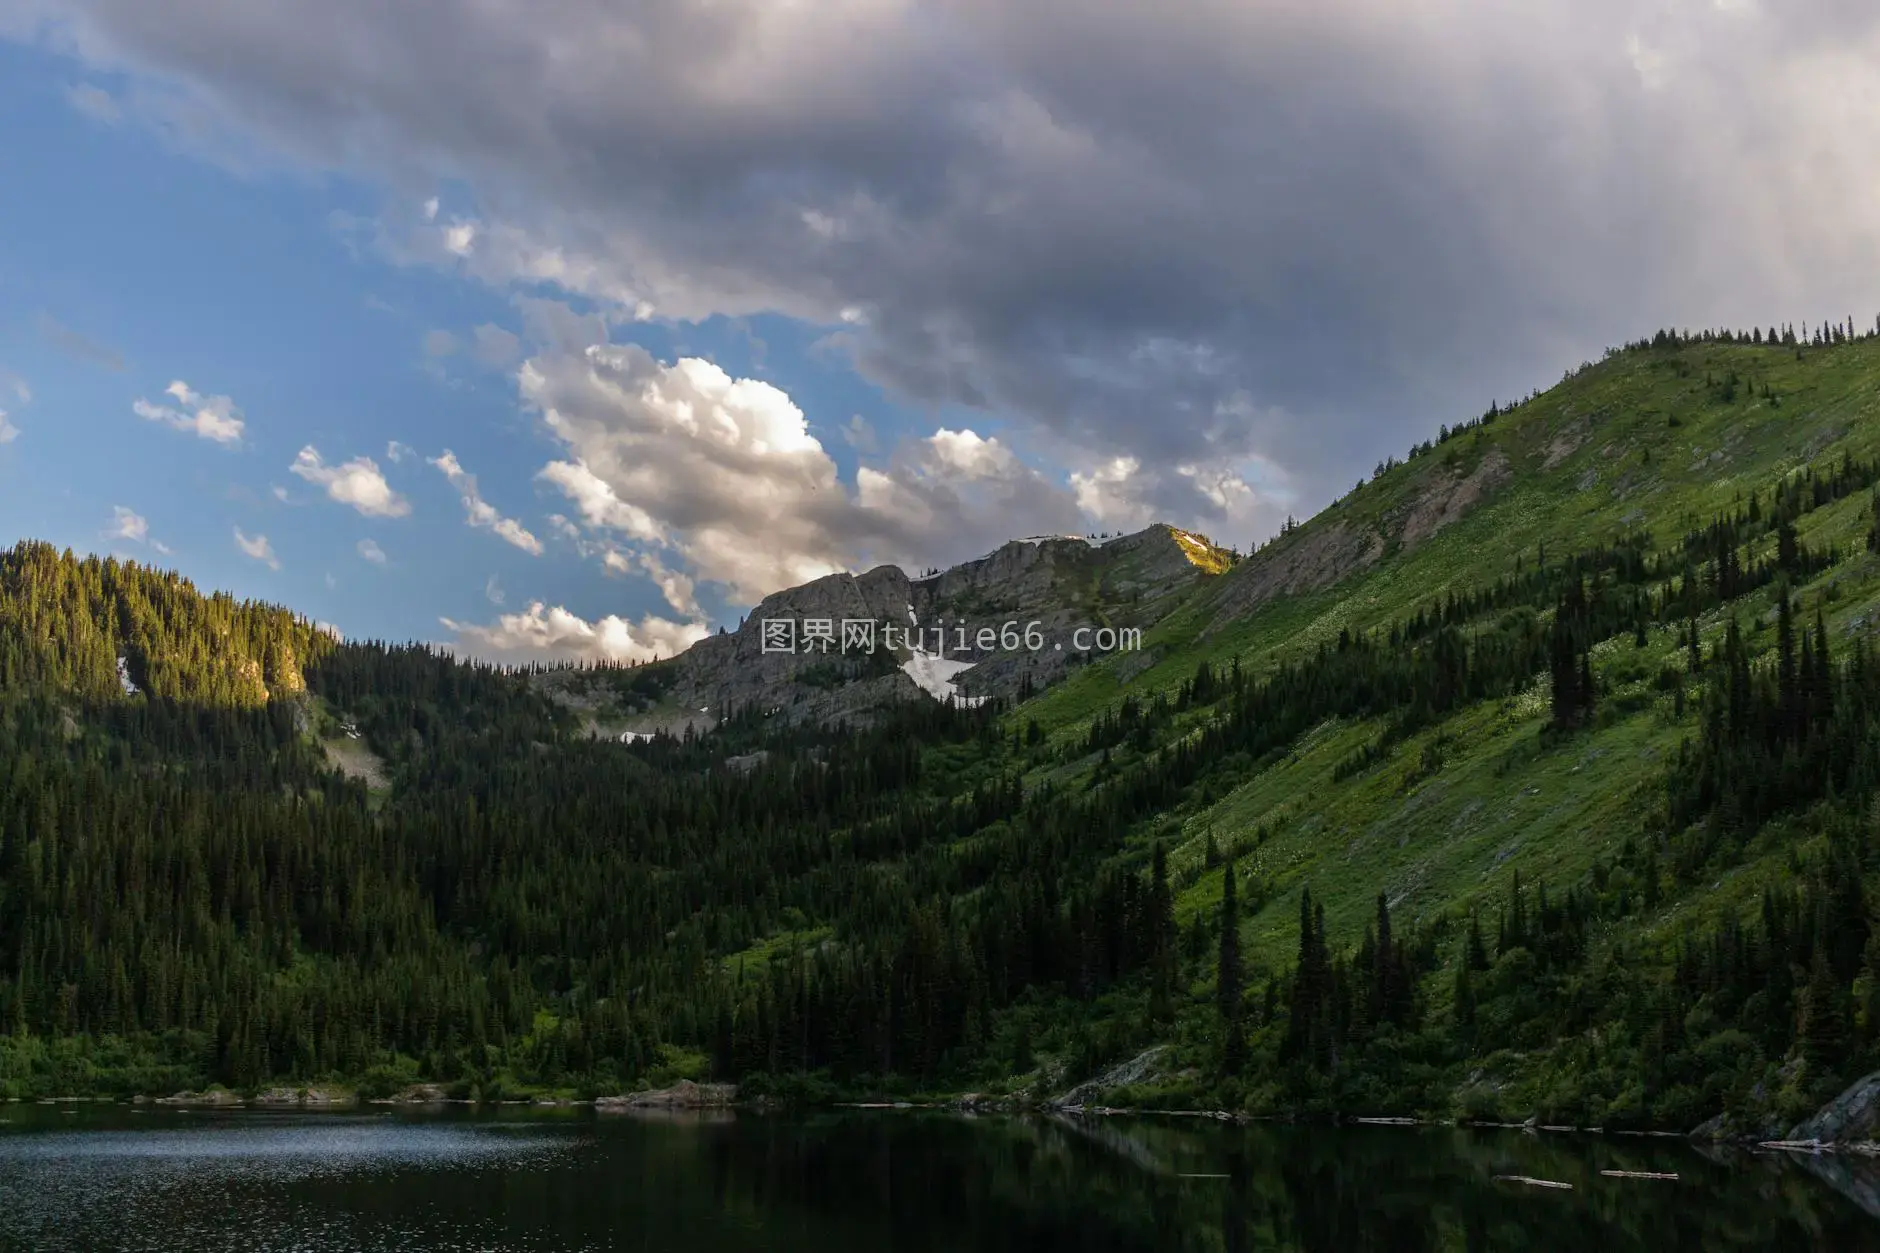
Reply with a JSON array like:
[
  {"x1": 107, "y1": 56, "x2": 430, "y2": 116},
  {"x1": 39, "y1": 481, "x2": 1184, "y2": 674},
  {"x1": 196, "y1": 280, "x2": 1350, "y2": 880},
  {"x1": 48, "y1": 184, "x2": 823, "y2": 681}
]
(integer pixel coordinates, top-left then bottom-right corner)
[
  {"x1": 1801, "y1": 948, "x2": 1848, "y2": 1072},
  {"x1": 1217, "y1": 860, "x2": 1242, "y2": 1026},
  {"x1": 1453, "y1": 952, "x2": 1476, "y2": 1029},
  {"x1": 1148, "y1": 842, "x2": 1177, "y2": 1022},
  {"x1": 1465, "y1": 912, "x2": 1489, "y2": 971}
]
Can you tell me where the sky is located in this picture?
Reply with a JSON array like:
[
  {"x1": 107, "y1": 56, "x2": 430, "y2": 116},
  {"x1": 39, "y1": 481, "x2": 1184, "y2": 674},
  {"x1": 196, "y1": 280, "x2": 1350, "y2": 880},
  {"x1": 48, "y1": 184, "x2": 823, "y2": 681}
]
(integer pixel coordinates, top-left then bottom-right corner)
[{"x1": 3, "y1": 0, "x2": 1880, "y2": 663}]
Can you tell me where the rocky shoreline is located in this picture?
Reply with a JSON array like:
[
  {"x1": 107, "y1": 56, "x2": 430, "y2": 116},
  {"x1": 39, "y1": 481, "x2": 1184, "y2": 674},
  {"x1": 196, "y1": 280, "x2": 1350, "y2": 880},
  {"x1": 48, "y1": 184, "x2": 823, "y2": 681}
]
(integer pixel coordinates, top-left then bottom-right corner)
[{"x1": 23, "y1": 1068, "x2": 1880, "y2": 1156}]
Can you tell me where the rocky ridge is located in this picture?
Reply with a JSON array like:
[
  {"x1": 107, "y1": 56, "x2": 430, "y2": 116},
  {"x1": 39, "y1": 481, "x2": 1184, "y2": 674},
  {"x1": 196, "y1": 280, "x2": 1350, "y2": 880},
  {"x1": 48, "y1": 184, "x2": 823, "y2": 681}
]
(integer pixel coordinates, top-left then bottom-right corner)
[{"x1": 541, "y1": 522, "x2": 1236, "y2": 731}]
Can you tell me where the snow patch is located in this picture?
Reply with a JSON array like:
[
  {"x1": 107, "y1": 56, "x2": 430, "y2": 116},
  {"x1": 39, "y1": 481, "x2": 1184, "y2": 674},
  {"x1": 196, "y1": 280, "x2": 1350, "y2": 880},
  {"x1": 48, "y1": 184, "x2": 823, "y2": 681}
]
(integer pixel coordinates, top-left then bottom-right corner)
[
  {"x1": 901, "y1": 649, "x2": 987, "y2": 707},
  {"x1": 1018, "y1": 533, "x2": 1124, "y2": 548},
  {"x1": 906, "y1": 604, "x2": 918, "y2": 625},
  {"x1": 619, "y1": 731, "x2": 653, "y2": 744},
  {"x1": 116, "y1": 656, "x2": 139, "y2": 696}
]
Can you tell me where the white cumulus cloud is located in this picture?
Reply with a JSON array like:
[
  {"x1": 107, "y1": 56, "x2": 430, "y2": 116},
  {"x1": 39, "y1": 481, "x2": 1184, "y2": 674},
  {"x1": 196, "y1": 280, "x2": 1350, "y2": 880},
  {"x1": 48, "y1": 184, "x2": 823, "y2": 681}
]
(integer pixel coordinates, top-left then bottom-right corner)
[
  {"x1": 233, "y1": 527, "x2": 279, "y2": 570},
  {"x1": 527, "y1": 344, "x2": 1083, "y2": 606},
  {"x1": 107, "y1": 506, "x2": 172, "y2": 554},
  {"x1": 290, "y1": 445, "x2": 410, "y2": 517},
  {"x1": 132, "y1": 380, "x2": 244, "y2": 445},
  {"x1": 110, "y1": 506, "x2": 147, "y2": 543},
  {"x1": 430, "y1": 449, "x2": 543, "y2": 554},
  {"x1": 357, "y1": 537, "x2": 388, "y2": 565},
  {"x1": 440, "y1": 601, "x2": 709, "y2": 667}
]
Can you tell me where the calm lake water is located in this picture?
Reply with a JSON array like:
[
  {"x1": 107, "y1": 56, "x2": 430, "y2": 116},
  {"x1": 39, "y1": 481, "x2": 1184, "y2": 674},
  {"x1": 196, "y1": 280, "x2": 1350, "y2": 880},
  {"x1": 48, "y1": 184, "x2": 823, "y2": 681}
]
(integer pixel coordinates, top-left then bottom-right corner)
[{"x1": 2, "y1": 1105, "x2": 1878, "y2": 1251}]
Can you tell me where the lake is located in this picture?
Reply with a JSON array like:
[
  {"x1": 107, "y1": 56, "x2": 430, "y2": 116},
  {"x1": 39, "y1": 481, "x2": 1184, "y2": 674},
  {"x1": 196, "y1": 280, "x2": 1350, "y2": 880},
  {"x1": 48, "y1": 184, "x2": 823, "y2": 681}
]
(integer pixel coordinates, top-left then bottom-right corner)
[{"x1": 1, "y1": 1104, "x2": 1878, "y2": 1251}]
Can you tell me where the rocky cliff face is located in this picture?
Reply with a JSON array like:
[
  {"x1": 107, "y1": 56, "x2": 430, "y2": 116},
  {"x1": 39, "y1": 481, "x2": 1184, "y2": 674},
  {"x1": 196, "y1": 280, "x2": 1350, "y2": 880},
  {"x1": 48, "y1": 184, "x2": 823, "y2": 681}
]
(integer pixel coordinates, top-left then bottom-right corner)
[{"x1": 542, "y1": 523, "x2": 1234, "y2": 732}]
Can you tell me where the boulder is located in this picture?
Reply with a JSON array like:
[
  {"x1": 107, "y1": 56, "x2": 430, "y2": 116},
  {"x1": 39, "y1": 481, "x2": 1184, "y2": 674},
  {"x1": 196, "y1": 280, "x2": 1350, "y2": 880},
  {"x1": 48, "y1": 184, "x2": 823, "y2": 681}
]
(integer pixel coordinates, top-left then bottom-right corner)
[{"x1": 1789, "y1": 1071, "x2": 1880, "y2": 1144}]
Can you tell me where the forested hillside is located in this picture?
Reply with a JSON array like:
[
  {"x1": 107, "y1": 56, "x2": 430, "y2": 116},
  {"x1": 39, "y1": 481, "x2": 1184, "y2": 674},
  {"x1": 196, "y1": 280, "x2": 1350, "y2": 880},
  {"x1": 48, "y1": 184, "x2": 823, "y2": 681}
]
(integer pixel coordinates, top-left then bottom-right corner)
[{"x1": 8, "y1": 322, "x2": 1880, "y2": 1136}]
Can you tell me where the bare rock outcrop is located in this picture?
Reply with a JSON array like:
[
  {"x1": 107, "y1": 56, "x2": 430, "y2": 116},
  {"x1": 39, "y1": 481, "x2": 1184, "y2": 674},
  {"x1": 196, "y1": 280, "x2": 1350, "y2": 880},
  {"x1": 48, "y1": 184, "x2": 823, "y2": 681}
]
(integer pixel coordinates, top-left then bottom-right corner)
[
  {"x1": 1788, "y1": 1071, "x2": 1880, "y2": 1144},
  {"x1": 1048, "y1": 1045, "x2": 1170, "y2": 1109},
  {"x1": 153, "y1": 1088, "x2": 243, "y2": 1107},
  {"x1": 1397, "y1": 448, "x2": 1513, "y2": 549},
  {"x1": 594, "y1": 1080, "x2": 737, "y2": 1110},
  {"x1": 1205, "y1": 521, "x2": 1385, "y2": 634},
  {"x1": 583, "y1": 523, "x2": 1232, "y2": 731}
]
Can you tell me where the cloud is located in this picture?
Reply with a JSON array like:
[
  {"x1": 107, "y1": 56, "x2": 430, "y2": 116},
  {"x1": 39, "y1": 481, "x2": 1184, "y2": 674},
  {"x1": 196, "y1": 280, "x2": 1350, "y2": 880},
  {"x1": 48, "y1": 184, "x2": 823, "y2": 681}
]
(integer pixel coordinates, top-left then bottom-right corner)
[
  {"x1": 290, "y1": 445, "x2": 411, "y2": 517},
  {"x1": 484, "y1": 573, "x2": 505, "y2": 605},
  {"x1": 838, "y1": 414, "x2": 877, "y2": 454},
  {"x1": 528, "y1": 344, "x2": 1087, "y2": 604},
  {"x1": 0, "y1": 369, "x2": 27, "y2": 405},
  {"x1": 36, "y1": 312, "x2": 123, "y2": 372},
  {"x1": 385, "y1": 439, "x2": 414, "y2": 463},
  {"x1": 515, "y1": 297, "x2": 612, "y2": 354},
  {"x1": 608, "y1": 549, "x2": 699, "y2": 618},
  {"x1": 233, "y1": 527, "x2": 279, "y2": 570},
  {"x1": 430, "y1": 449, "x2": 543, "y2": 553},
  {"x1": 0, "y1": 411, "x2": 15, "y2": 445},
  {"x1": 422, "y1": 328, "x2": 458, "y2": 357},
  {"x1": 109, "y1": 505, "x2": 150, "y2": 544},
  {"x1": 132, "y1": 379, "x2": 245, "y2": 445},
  {"x1": 440, "y1": 601, "x2": 709, "y2": 667},
  {"x1": 472, "y1": 323, "x2": 522, "y2": 367},
  {"x1": 21, "y1": 0, "x2": 1880, "y2": 529},
  {"x1": 65, "y1": 81, "x2": 121, "y2": 124},
  {"x1": 357, "y1": 537, "x2": 387, "y2": 564}
]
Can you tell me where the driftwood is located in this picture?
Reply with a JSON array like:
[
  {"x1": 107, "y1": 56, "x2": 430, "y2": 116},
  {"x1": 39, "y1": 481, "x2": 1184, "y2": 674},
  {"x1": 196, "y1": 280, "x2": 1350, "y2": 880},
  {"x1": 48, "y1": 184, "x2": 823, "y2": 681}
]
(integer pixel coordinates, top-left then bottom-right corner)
[
  {"x1": 1599, "y1": 1170, "x2": 1679, "y2": 1180},
  {"x1": 1493, "y1": 1174, "x2": 1573, "y2": 1190}
]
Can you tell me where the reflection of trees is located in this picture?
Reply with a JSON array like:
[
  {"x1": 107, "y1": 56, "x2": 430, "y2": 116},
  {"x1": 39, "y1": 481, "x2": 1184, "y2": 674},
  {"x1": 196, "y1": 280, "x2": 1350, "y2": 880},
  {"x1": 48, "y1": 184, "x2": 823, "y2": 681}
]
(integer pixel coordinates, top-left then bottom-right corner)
[
  {"x1": 668, "y1": 1114, "x2": 1880, "y2": 1252},
  {"x1": 263, "y1": 1110, "x2": 1880, "y2": 1251}
]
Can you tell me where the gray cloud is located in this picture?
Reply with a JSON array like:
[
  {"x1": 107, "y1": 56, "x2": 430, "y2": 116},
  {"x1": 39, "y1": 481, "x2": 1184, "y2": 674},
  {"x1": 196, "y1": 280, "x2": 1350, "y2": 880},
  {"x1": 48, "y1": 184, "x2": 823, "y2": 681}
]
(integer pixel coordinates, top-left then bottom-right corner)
[
  {"x1": 15, "y1": 0, "x2": 1880, "y2": 536},
  {"x1": 471, "y1": 322, "x2": 522, "y2": 367}
]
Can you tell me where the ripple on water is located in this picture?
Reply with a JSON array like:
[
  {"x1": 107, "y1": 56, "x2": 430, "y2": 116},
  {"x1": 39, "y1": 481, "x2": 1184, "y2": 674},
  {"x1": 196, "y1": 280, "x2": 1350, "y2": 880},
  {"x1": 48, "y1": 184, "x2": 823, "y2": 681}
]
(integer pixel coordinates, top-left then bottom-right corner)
[{"x1": 0, "y1": 1117, "x2": 592, "y2": 1252}]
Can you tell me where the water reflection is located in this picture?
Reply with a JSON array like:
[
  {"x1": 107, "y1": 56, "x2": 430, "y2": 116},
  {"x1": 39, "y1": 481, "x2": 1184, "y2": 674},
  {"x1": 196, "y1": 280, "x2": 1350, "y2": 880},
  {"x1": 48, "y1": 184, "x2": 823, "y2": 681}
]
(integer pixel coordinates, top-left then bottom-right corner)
[{"x1": 0, "y1": 1106, "x2": 1875, "y2": 1251}]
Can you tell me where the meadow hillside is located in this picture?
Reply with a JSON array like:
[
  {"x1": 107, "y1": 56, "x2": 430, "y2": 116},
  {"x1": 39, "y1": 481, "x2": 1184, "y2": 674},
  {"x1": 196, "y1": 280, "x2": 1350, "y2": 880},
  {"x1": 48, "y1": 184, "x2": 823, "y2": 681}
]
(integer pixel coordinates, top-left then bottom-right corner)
[{"x1": 5, "y1": 321, "x2": 1880, "y2": 1134}]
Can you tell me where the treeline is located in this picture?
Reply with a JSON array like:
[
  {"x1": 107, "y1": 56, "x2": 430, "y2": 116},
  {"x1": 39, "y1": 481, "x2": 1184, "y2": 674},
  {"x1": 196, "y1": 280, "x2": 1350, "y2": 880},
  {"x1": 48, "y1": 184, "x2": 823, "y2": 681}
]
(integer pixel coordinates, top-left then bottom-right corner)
[
  {"x1": 1339, "y1": 314, "x2": 1880, "y2": 507},
  {"x1": 5, "y1": 419, "x2": 1880, "y2": 1126}
]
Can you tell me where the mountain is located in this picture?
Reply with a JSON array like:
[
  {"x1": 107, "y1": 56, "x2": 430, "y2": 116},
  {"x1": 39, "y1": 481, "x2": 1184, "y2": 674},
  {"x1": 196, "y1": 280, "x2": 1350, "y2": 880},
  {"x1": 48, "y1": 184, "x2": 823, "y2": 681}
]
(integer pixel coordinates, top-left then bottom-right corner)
[
  {"x1": 533, "y1": 522, "x2": 1235, "y2": 737},
  {"x1": 7, "y1": 320, "x2": 1880, "y2": 1138}
]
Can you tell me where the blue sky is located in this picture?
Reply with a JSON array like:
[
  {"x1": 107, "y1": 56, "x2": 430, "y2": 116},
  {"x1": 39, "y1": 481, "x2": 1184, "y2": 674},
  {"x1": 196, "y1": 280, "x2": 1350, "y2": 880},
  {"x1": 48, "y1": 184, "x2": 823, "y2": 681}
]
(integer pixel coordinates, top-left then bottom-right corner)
[
  {"x1": 3, "y1": 1, "x2": 1875, "y2": 661},
  {"x1": 0, "y1": 40, "x2": 1013, "y2": 655}
]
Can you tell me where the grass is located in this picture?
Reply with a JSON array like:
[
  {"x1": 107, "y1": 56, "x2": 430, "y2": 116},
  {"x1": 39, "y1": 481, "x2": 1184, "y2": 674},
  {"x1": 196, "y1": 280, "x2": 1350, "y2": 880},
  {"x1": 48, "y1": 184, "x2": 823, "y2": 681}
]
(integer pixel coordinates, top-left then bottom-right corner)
[{"x1": 987, "y1": 333, "x2": 1880, "y2": 1009}]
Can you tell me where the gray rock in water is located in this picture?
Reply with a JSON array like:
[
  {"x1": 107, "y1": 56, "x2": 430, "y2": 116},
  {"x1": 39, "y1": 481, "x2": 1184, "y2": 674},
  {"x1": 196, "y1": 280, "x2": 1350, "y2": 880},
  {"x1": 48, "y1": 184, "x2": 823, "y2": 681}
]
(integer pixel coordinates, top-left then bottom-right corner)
[
  {"x1": 1789, "y1": 1071, "x2": 1880, "y2": 1144},
  {"x1": 1049, "y1": 1044, "x2": 1169, "y2": 1108}
]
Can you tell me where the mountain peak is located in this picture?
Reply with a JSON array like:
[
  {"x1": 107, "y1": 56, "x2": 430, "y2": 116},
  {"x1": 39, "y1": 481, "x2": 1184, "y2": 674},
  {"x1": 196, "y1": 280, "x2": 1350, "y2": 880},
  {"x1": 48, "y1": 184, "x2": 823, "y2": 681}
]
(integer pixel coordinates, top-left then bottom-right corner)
[{"x1": 539, "y1": 521, "x2": 1238, "y2": 734}]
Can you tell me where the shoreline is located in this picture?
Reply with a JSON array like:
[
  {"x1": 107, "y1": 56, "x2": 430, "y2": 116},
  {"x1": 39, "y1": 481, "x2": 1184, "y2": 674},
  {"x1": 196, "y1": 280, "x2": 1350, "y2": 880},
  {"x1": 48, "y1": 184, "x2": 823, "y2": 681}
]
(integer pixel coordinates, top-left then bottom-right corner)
[{"x1": 13, "y1": 1088, "x2": 1880, "y2": 1153}]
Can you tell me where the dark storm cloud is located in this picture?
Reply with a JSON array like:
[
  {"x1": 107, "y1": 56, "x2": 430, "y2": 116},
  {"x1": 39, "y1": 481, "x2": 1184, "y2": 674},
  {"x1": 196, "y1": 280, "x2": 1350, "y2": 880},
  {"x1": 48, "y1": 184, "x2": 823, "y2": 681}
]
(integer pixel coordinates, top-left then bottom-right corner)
[{"x1": 14, "y1": 0, "x2": 1880, "y2": 532}]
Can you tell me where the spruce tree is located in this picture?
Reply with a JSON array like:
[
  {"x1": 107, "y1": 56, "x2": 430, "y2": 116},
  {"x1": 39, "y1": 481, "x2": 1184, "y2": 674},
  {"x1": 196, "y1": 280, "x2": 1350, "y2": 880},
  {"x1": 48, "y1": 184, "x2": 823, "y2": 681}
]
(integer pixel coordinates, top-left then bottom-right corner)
[{"x1": 1217, "y1": 860, "x2": 1242, "y2": 1026}]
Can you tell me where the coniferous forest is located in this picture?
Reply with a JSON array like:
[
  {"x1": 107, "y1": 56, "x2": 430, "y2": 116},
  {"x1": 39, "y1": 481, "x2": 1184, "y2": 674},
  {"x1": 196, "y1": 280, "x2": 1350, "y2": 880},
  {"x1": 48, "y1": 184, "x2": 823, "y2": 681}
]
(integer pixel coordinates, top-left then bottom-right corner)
[{"x1": 10, "y1": 330, "x2": 1880, "y2": 1136}]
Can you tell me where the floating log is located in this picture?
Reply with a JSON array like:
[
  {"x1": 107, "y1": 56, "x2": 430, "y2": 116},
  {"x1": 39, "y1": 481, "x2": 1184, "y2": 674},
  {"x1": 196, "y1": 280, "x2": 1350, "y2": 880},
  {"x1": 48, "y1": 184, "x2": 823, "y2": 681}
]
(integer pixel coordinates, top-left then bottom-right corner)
[
  {"x1": 1599, "y1": 1170, "x2": 1679, "y2": 1180},
  {"x1": 1493, "y1": 1174, "x2": 1573, "y2": 1190}
]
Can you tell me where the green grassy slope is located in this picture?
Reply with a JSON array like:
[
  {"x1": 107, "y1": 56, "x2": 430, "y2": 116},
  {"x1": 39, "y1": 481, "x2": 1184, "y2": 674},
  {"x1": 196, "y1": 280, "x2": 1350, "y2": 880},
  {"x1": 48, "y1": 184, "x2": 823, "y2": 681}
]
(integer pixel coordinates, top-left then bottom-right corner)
[
  {"x1": 10, "y1": 325, "x2": 1880, "y2": 1128},
  {"x1": 980, "y1": 330, "x2": 1880, "y2": 1105}
]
